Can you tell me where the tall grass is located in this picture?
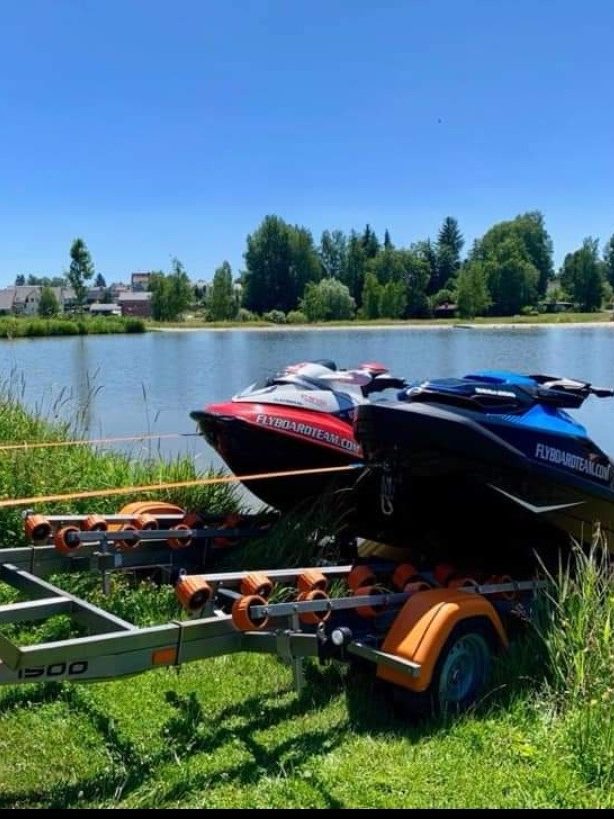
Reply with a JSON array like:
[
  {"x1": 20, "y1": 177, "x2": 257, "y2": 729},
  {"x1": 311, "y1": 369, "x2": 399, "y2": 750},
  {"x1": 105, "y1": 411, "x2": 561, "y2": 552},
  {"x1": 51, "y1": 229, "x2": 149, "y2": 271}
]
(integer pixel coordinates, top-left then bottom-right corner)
[
  {"x1": 0, "y1": 316, "x2": 145, "y2": 338},
  {"x1": 539, "y1": 543, "x2": 614, "y2": 786},
  {"x1": 0, "y1": 373, "x2": 237, "y2": 545}
]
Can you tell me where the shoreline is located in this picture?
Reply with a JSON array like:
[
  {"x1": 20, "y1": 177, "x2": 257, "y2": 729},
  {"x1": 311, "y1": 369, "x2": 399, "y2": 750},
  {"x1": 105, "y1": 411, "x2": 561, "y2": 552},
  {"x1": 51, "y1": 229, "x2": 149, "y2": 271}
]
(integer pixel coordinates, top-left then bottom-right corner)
[{"x1": 153, "y1": 319, "x2": 614, "y2": 333}]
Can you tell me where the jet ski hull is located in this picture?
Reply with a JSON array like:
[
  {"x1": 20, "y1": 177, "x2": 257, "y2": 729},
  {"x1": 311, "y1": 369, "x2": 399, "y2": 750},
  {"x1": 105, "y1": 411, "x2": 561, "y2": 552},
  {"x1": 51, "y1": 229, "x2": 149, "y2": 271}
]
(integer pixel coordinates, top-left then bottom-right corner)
[
  {"x1": 192, "y1": 402, "x2": 362, "y2": 511},
  {"x1": 354, "y1": 398, "x2": 614, "y2": 568}
]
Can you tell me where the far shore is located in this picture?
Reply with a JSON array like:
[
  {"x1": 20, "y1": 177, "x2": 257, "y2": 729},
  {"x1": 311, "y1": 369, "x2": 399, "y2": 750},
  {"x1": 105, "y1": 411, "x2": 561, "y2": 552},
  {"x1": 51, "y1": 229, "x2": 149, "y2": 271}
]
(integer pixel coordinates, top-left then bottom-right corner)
[{"x1": 152, "y1": 316, "x2": 614, "y2": 333}]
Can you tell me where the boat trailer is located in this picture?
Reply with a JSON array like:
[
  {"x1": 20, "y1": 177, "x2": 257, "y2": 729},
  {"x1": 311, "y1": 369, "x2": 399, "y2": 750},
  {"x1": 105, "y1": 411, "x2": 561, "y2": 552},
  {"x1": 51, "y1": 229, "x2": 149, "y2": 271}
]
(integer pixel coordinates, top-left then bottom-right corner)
[{"x1": 0, "y1": 505, "x2": 543, "y2": 713}]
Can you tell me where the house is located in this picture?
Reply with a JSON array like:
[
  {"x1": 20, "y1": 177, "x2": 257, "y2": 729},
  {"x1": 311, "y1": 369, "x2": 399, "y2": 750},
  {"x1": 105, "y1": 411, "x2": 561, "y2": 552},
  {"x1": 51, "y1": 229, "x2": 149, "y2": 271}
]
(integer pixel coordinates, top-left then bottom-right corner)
[
  {"x1": 118, "y1": 291, "x2": 152, "y2": 317},
  {"x1": 539, "y1": 301, "x2": 575, "y2": 314},
  {"x1": 0, "y1": 289, "x2": 15, "y2": 315},
  {"x1": 89, "y1": 303, "x2": 121, "y2": 317},
  {"x1": 433, "y1": 302, "x2": 458, "y2": 319},
  {"x1": 131, "y1": 272, "x2": 151, "y2": 292},
  {"x1": 13, "y1": 286, "x2": 42, "y2": 315}
]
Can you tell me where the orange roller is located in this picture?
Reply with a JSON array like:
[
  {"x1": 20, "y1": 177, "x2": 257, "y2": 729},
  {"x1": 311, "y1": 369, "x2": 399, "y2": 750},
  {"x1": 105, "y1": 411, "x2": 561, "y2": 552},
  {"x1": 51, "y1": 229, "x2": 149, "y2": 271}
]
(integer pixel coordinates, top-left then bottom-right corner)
[
  {"x1": 448, "y1": 576, "x2": 479, "y2": 589},
  {"x1": 391, "y1": 562, "x2": 419, "y2": 591},
  {"x1": 353, "y1": 584, "x2": 387, "y2": 619},
  {"x1": 24, "y1": 514, "x2": 52, "y2": 542},
  {"x1": 434, "y1": 563, "x2": 456, "y2": 585},
  {"x1": 132, "y1": 513, "x2": 158, "y2": 531},
  {"x1": 403, "y1": 580, "x2": 431, "y2": 594},
  {"x1": 175, "y1": 575, "x2": 213, "y2": 612},
  {"x1": 347, "y1": 564, "x2": 376, "y2": 592},
  {"x1": 117, "y1": 523, "x2": 139, "y2": 550},
  {"x1": 54, "y1": 525, "x2": 81, "y2": 555},
  {"x1": 119, "y1": 501, "x2": 185, "y2": 517},
  {"x1": 167, "y1": 524, "x2": 192, "y2": 550},
  {"x1": 297, "y1": 569, "x2": 328, "y2": 594},
  {"x1": 297, "y1": 589, "x2": 331, "y2": 624},
  {"x1": 182, "y1": 511, "x2": 205, "y2": 529},
  {"x1": 212, "y1": 513, "x2": 242, "y2": 549},
  {"x1": 240, "y1": 572, "x2": 274, "y2": 598},
  {"x1": 232, "y1": 594, "x2": 269, "y2": 631},
  {"x1": 82, "y1": 514, "x2": 108, "y2": 532}
]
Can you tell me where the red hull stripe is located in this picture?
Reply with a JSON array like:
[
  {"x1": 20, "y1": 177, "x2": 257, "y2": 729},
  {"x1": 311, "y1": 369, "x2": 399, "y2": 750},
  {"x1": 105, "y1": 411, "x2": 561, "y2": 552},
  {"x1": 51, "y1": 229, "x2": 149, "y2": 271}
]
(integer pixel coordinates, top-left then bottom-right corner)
[{"x1": 206, "y1": 402, "x2": 363, "y2": 458}]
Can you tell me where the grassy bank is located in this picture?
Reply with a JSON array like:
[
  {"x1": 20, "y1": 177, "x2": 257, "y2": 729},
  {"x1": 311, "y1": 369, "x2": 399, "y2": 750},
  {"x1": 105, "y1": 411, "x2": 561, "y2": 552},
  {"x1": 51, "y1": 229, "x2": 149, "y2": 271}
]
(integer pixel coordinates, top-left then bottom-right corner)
[
  {"x1": 0, "y1": 316, "x2": 146, "y2": 338},
  {"x1": 0, "y1": 396, "x2": 612, "y2": 806},
  {"x1": 149, "y1": 311, "x2": 613, "y2": 331}
]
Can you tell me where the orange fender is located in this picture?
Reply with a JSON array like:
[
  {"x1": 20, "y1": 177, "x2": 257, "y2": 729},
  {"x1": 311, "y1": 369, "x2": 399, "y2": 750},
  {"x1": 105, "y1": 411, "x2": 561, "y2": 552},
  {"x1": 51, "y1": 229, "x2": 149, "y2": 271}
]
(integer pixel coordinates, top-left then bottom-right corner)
[{"x1": 377, "y1": 588, "x2": 508, "y2": 693}]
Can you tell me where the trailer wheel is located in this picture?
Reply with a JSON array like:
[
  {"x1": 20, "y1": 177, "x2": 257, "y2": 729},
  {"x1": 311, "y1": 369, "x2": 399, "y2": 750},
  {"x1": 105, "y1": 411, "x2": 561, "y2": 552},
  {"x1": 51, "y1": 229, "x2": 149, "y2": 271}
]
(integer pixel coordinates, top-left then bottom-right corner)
[
  {"x1": 394, "y1": 619, "x2": 495, "y2": 717},
  {"x1": 433, "y1": 621, "x2": 492, "y2": 713}
]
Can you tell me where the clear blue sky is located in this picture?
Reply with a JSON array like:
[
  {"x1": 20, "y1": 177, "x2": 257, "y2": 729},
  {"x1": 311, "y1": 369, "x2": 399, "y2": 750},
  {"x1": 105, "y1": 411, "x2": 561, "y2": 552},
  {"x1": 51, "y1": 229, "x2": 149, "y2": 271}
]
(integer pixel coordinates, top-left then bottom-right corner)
[{"x1": 1, "y1": 0, "x2": 613, "y2": 285}]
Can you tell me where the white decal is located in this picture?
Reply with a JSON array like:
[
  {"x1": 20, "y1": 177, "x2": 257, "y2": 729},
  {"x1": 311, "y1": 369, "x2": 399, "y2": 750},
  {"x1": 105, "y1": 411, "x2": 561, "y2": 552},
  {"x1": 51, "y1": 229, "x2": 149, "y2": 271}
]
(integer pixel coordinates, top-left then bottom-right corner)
[
  {"x1": 534, "y1": 443, "x2": 611, "y2": 481},
  {"x1": 255, "y1": 414, "x2": 361, "y2": 455},
  {"x1": 488, "y1": 484, "x2": 585, "y2": 515}
]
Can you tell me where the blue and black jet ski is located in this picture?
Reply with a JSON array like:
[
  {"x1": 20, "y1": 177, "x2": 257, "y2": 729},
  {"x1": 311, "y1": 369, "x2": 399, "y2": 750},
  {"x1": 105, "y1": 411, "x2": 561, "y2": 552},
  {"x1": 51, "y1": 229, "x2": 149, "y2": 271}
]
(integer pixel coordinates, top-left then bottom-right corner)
[{"x1": 353, "y1": 370, "x2": 614, "y2": 571}]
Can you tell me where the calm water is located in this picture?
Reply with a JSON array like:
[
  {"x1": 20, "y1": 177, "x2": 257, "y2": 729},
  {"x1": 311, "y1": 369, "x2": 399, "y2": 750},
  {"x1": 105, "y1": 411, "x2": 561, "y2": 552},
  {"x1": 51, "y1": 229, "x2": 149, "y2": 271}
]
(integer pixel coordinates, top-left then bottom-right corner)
[{"x1": 1, "y1": 326, "x2": 614, "y2": 469}]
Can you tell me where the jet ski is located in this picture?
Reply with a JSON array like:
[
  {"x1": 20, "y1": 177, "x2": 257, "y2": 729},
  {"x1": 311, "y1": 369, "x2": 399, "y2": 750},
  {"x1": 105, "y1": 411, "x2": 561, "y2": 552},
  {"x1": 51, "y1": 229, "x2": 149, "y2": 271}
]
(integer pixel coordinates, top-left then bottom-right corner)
[
  {"x1": 191, "y1": 360, "x2": 405, "y2": 511},
  {"x1": 353, "y1": 370, "x2": 614, "y2": 571}
]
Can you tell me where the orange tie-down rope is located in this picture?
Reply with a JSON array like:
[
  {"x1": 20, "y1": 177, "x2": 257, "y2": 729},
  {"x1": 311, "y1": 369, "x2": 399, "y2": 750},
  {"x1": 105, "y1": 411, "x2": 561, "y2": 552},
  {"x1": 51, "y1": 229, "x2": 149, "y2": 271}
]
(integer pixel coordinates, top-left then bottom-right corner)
[
  {"x1": 0, "y1": 432, "x2": 195, "y2": 452},
  {"x1": 0, "y1": 463, "x2": 362, "y2": 509}
]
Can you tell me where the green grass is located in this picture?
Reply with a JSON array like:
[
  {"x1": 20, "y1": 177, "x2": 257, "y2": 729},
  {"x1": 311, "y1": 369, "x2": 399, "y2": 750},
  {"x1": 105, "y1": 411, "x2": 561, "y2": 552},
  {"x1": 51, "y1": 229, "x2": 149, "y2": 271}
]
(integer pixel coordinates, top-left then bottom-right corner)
[
  {"x1": 0, "y1": 392, "x2": 612, "y2": 806},
  {"x1": 0, "y1": 316, "x2": 146, "y2": 338}
]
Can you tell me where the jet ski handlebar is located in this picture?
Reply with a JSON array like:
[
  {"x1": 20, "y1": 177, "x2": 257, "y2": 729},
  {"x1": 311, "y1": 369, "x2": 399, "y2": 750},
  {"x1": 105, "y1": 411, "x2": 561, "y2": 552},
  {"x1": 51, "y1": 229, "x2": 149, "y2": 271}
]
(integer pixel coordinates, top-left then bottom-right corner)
[{"x1": 531, "y1": 374, "x2": 614, "y2": 405}]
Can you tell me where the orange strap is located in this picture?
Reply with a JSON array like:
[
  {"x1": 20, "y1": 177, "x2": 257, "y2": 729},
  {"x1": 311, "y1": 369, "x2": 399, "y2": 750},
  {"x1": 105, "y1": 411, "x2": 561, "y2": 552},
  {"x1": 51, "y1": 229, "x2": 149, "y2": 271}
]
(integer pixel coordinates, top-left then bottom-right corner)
[
  {"x1": 0, "y1": 432, "x2": 194, "y2": 452},
  {"x1": 0, "y1": 463, "x2": 361, "y2": 508}
]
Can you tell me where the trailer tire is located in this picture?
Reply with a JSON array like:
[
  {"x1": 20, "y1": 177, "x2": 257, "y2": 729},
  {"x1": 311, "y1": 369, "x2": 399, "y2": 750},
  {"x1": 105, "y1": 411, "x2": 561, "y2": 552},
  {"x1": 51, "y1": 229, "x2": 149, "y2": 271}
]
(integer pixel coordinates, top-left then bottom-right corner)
[{"x1": 394, "y1": 618, "x2": 496, "y2": 718}]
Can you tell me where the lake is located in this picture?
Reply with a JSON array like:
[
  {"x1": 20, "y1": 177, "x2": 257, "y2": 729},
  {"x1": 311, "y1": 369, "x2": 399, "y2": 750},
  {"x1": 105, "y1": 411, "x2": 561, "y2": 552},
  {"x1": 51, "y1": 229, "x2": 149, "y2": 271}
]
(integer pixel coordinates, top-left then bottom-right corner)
[{"x1": 1, "y1": 325, "x2": 614, "y2": 471}]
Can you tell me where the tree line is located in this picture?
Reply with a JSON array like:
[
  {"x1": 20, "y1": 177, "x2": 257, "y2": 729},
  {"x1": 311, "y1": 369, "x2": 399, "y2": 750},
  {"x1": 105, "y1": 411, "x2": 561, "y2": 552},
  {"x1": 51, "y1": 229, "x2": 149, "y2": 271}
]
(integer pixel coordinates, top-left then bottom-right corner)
[
  {"x1": 204, "y1": 212, "x2": 614, "y2": 321},
  {"x1": 14, "y1": 215, "x2": 614, "y2": 323}
]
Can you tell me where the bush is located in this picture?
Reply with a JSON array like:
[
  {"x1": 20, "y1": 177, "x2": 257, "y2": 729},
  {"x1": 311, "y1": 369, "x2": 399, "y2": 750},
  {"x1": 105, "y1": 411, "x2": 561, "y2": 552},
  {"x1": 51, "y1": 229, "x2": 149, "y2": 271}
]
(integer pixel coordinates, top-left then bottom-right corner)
[
  {"x1": 520, "y1": 306, "x2": 540, "y2": 316},
  {"x1": 262, "y1": 310, "x2": 287, "y2": 324},
  {"x1": 0, "y1": 316, "x2": 146, "y2": 338},
  {"x1": 237, "y1": 308, "x2": 257, "y2": 322},
  {"x1": 286, "y1": 310, "x2": 307, "y2": 324},
  {"x1": 300, "y1": 279, "x2": 355, "y2": 322}
]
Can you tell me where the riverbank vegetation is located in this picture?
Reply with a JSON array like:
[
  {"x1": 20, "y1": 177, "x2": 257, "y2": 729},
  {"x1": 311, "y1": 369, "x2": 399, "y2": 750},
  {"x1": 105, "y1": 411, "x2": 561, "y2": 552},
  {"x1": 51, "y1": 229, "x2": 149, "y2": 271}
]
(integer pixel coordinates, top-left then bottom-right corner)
[
  {"x1": 0, "y1": 392, "x2": 613, "y2": 806},
  {"x1": 195, "y1": 212, "x2": 614, "y2": 324},
  {"x1": 0, "y1": 316, "x2": 146, "y2": 338}
]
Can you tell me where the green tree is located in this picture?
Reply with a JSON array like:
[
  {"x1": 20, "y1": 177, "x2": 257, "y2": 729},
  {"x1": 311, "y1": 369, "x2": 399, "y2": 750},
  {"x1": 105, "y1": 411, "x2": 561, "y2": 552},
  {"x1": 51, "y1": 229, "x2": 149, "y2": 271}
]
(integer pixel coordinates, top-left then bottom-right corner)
[
  {"x1": 401, "y1": 245, "x2": 432, "y2": 317},
  {"x1": 476, "y1": 212, "x2": 553, "y2": 297},
  {"x1": 38, "y1": 286, "x2": 59, "y2": 317},
  {"x1": 344, "y1": 231, "x2": 367, "y2": 305},
  {"x1": 379, "y1": 280, "x2": 407, "y2": 318},
  {"x1": 67, "y1": 238, "x2": 95, "y2": 311},
  {"x1": 437, "y1": 216, "x2": 464, "y2": 260},
  {"x1": 207, "y1": 261, "x2": 237, "y2": 321},
  {"x1": 383, "y1": 229, "x2": 393, "y2": 251},
  {"x1": 361, "y1": 224, "x2": 380, "y2": 259},
  {"x1": 94, "y1": 273, "x2": 106, "y2": 288},
  {"x1": 289, "y1": 226, "x2": 322, "y2": 298},
  {"x1": 319, "y1": 229, "x2": 347, "y2": 278},
  {"x1": 484, "y1": 236, "x2": 538, "y2": 315},
  {"x1": 242, "y1": 216, "x2": 318, "y2": 313},
  {"x1": 361, "y1": 271, "x2": 382, "y2": 319},
  {"x1": 434, "y1": 217, "x2": 464, "y2": 294},
  {"x1": 560, "y1": 238, "x2": 605, "y2": 311},
  {"x1": 15, "y1": 275, "x2": 25, "y2": 286},
  {"x1": 457, "y1": 261, "x2": 491, "y2": 318},
  {"x1": 149, "y1": 258, "x2": 193, "y2": 321},
  {"x1": 300, "y1": 279, "x2": 355, "y2": 321},
  {"x1": 603, "y1": 234, "x2": 614, "y2": 288}
]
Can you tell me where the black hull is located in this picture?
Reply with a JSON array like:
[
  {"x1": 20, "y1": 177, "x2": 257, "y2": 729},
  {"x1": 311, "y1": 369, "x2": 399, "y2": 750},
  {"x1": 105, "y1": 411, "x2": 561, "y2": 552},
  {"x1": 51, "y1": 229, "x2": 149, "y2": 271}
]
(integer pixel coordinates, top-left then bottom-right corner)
[
  {"x1": 194, "y1": 413, "x2": 359, "y2": 511},
  {"x1": 355, "y1": 401, "x2": 614, "y2": 572}
]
